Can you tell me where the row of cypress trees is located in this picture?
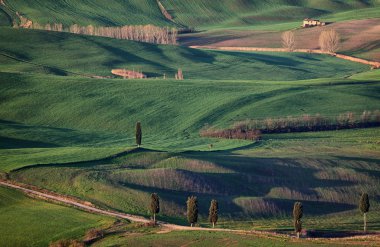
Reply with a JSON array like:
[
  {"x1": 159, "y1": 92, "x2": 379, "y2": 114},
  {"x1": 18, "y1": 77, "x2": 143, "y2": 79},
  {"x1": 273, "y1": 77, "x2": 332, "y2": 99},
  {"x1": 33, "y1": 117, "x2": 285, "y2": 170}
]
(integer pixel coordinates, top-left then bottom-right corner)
[
  {"x1": 151, "y1": 192, "x2": 371, "y2": 235},
  {"x1": 293, "y1": 193, "x2": 371, "y2": 238},
  {"x1": 137, "y1": 122, "x2": 372, "y2": 235},
  {"x1": 150, "y1": 194, "x2": 219, "y2": 228}
]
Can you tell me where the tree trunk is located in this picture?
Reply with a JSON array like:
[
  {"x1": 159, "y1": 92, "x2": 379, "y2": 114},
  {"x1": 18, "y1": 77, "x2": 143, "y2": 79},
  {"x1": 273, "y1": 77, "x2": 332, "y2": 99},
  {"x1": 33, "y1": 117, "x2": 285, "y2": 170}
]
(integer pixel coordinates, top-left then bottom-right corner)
[
  {"x1": 153, "y1": 213, "x2": 156, "y2": 224},
  {"x1": 212, "y1": 222, "x2": 215, "y2": 228},
  {"x1": 297, "y1": 232, "x2": 300, "y2": 239},
  {"x1": 191, "y1": 223, "x2": 193, "y2": 227},
  {"x1": 364, "y1": 213, "x2": 367, "y2": 232}
]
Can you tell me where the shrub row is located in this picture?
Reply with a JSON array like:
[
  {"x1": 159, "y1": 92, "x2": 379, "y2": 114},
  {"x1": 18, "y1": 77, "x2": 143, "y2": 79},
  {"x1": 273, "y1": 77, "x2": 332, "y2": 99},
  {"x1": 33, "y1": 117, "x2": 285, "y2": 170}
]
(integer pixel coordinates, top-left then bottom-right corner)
[{"x1": 200, "y1": 110, "x2": 380, "y2": 139}]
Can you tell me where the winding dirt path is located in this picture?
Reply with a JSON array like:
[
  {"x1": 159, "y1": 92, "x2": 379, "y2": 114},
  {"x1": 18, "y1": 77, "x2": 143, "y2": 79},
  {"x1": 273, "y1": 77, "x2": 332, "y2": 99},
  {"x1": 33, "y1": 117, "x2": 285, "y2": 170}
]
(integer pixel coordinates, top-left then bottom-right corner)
[{"x1": 0, "y1": 180, "x2": 279, "y2": 235}]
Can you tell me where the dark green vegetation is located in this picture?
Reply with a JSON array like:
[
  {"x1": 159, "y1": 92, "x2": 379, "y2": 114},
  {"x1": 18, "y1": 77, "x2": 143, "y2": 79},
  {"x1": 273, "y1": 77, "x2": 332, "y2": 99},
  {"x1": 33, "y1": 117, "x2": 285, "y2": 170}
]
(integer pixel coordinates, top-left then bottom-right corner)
[
  {"x1": 0, "y1": 186, "x2": 113, "y2": 246},
  {"x1": 150, "y1": 193, "x2": 160, "y2": 223},
  {"x1": 293, "y1": 202, "x2": 303, "y2": 238},
  {"x1": 359, "y1": 193, "x2": 370, "y2": 232},
  {"x1": 187, "y1": 196, "x2": 199, "y2": 226},
  {"x1": 0, "y1": 28, "x2": 368, "y2": 80}
]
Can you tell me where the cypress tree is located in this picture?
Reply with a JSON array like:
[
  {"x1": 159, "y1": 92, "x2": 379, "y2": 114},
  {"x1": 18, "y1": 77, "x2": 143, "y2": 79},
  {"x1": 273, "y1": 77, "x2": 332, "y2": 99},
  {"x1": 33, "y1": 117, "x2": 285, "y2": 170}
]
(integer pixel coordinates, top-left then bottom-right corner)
[
  {"x1": 136, "y1": 122, "x2": 142, "y2": 147},
  {"x1": 150, "y1": 193, "x2": 160, "y2": 224},
  {"x1": 208, "y1": 199, "x2": 218, "y2": 228},
  {"x1": 359, "y1": 193, "x2": 370, "y2": 232},
  {"x1": 293, "y1": 202, "x2": 303, "y2": 238},
  {"x1": 187, "y1": 196, "x2": 198, "y2": 227}
]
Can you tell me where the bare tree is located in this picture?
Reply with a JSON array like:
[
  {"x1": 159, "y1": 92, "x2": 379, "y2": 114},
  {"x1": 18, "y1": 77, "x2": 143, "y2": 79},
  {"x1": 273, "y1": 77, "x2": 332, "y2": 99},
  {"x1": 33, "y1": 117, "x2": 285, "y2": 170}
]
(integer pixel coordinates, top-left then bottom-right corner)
[
  {"x1": 281, "y1": 31, "x2": 295, "y2": 51},
  {"x1": 319, "y1": 29, "x2": 340, "y2": 53}
]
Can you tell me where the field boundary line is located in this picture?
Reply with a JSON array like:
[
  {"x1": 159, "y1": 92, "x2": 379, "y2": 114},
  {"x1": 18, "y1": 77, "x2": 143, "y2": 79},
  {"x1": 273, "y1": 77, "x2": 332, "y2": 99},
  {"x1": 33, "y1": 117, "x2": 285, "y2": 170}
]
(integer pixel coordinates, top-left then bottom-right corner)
[{"x1": 189, "y1": 46, "x2": 380, "y2": 68}]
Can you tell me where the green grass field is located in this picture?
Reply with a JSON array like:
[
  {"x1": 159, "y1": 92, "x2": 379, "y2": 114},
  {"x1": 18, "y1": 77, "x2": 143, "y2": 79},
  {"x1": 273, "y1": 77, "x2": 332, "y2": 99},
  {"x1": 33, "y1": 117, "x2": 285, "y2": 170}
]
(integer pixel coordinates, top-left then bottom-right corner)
[
  {"x1": 1, "y1": 3, "x2": 380, "y2": 245},
  {"x1": 3, "y1": 0, "x2": 378, "y2": 30},
  {"x1": 2, "y1": 0, "x2": 175, "y2": 27},
  {"x1": 160, "y1": 0, "x2": 380, "y2": 30},
  {"x1": 1, "y1": 70, "x2": 379, "y2": 171},
  {"x1": 9, "y1": 128, "x2": 380, "y2": 231},
  {"x1": 0, "y1": 27, "x2": 369, "y2": 80},
  {"x1": 0, "y1": 186, "x2": 113, "y2": 246},
  {"x1": 92, "y1": 229, "x2": 350, "y2": 247}
]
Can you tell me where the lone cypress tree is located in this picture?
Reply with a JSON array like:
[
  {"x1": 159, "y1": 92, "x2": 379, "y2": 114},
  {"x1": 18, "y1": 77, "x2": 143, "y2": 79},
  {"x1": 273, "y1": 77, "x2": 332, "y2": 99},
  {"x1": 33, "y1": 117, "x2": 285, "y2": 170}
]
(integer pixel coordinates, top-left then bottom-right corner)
[
  {"x1": 187, "y1": 196, "x2": 198, "y2": 227},
  {"x1": 359, "y1": 193, "x2": 370, "y2": 232},
  {"x1": 293, "y1": 202, "x2": 303, "y2": 238},
  {"x1": 208, "y1": 199, "x2": 218, "y2": 228},
  {"x1": 150, "y1": 193, "x2": 160, "y2": 224},
  {"x1": 135, "y1": 122, "x2": 142, "y2": 147}
]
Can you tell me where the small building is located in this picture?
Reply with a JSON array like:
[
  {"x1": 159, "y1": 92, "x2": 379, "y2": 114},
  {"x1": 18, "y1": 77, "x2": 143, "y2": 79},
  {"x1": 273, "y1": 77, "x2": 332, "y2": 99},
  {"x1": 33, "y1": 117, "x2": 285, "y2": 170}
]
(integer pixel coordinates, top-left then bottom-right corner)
[{"x1": 302, "y1": 18, "x2": 326, "y2": 28}]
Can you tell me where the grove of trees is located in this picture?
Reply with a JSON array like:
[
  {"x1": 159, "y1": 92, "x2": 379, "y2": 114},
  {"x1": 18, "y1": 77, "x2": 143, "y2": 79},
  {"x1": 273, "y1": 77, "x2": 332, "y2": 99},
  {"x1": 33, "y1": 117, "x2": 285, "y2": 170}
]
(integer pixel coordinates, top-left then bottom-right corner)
[{"x1": 30, "y1": 22, "x2": 178, "y2": 45}]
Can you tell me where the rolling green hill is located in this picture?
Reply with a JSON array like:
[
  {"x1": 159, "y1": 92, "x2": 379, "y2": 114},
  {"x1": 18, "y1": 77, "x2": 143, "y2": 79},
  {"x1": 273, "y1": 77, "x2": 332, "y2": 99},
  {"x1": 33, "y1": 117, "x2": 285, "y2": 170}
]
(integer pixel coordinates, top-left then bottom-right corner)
[
  {"x1": 0, "y1": 28, "x2": 369, "y2": 80},
  {"x1": 3, "y1": 0, "x2": 379, "y2": 30},
  {"x1": 0, "y1": 2, "x2": 379, "y2": 244},
  {"x1": 0, "y1": 71, "x2": 379, "y2": 172},
  {"x1": 2, "y1": 0, "x2": 174, "y2": 27},
  {"x1": 160, "y1": 0, "x2": 380, "y2": 29}
]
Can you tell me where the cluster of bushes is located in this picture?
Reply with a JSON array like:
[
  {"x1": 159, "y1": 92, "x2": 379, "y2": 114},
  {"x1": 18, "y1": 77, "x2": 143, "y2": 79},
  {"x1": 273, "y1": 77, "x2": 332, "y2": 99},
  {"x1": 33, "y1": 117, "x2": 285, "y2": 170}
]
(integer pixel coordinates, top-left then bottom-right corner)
[
  {"x1": 201, "y1": 111, "x2": 380, "y2": 140},
  {"x1": 200, "y1": 126, "x2": 262, "y2": 141},
  {"x1": 24, "y1": 22, "x2": 178, "y2": 45}
]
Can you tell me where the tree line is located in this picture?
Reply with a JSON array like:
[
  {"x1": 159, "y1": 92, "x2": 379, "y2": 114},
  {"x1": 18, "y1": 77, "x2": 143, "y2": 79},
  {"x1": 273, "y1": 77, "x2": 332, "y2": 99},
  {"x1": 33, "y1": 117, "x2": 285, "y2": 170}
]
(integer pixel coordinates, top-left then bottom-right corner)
[
  {"x1": 149, "y1": 192, "x2": 371, "y2": 236},
  {"x1": 27, "y1": 22, "x2": 178, "y2": 45},
  {"x1": 200, "y1": 110, "x2": 380, "y2": 140}
]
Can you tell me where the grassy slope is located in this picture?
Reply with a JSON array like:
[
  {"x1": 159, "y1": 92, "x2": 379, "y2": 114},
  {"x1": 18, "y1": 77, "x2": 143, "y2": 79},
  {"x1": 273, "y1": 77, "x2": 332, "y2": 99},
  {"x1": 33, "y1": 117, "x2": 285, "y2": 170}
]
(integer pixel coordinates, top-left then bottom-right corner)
[
  {"x1": 1, "y1": 71, "x2": 379, "y2": 171},
  {"x1": 9, "y1": 128, "x2": 380, "y2": 230},
  {"x1": 0, "y1": 28, "x2": 368, "y2": 80},
  {"x1": 3, "y1": 0, "x2": 174, "y2": 27},
  {"x1": 161, "y1": 0, "x2": 380, "y2": 30},
  {"x1": 0, "y1": 186, "x2": 113, "y2": 246}
]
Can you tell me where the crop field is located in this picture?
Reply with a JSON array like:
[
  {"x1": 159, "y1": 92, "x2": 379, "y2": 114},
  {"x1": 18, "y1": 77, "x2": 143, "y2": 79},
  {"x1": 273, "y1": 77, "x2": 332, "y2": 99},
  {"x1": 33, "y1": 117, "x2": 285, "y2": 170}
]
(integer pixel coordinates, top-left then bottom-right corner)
[
  {"x1": 1, "y1": 1, "x2": 380, "y2": 246},
  {"x1": 0, "y1": 28, "x2": 369, "y2": 80},
  {"x1": 1, "y1": 70, "x2": 379, "y2": 171},
  {"x1": 0, "y1": 186, "x2": 113, "y2": 246},
  {"x1": 2, "y1": 0, "x2": 174, "y2": 27},
  {"x1": 160, "y1": 0, "x2": 380, "y2": 30}
]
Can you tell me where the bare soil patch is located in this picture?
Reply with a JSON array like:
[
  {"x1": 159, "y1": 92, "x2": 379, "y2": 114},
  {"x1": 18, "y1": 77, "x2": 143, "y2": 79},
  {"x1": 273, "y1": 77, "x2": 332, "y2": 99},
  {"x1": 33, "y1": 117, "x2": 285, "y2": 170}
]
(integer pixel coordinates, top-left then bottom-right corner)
[{"x1": 181, "y1": 19, "x2": 380, "y2": 61}]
